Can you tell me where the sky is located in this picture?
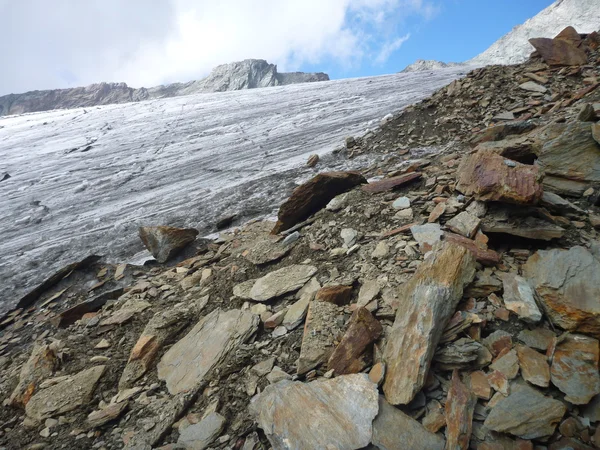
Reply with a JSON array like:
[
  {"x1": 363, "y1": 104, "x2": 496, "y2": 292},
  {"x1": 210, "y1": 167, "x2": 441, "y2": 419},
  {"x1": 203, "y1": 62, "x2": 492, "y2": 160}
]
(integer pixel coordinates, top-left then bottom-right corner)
[{"x1": 0, "y1": 0, "x2": 555, "y2": 95}]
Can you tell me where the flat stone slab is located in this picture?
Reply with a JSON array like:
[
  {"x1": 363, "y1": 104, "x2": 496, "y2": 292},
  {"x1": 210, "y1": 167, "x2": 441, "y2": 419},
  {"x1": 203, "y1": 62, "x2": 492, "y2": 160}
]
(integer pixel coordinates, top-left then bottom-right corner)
[
  {"x1": 383, "y1": 242, "x2": 476, "y2": 405},
  {"x1": 177, "y1": 411, "x2": 226, "y2": 450},
  {"x1": 234, "y1": 265, "x2": 317, "y2": 302},
  {"x1": 362, "y1": 172, "x2": 422, "y2": 193},
  {"x1": 26, "y1": 365, "x2": 106, "y2": 421},
  {"x1": 250, "y1": 374, "x2": 378, "y2": 450},
  {"x1": 158, "y1": 309, "x2": 258, "y2": 395},
  {"x1": 551, "y1": 334, "x2": 600, "y2": 404},
  {"x1": 483, "y1": 382, "x2": 566, "y2": 439},
  {"x1": 501, "y1": 273, "x2": 541, "y2": 323},
  {"x1": 524, "y1": 246, "x2": 600, "y2": 336},
  {"x1": 372, "y1": 396, "x2": 444, "y2": 450}
]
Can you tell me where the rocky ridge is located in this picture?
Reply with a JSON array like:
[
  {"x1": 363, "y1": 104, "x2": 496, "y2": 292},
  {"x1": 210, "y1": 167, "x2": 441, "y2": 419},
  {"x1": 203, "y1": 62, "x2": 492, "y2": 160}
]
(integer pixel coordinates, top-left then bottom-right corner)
[
  {"x1": 0, "y1": 59, "x2": 329, "y2": 117},
  {"x1": 1, "y1": 26, "x2": 600, "y2": 450}
]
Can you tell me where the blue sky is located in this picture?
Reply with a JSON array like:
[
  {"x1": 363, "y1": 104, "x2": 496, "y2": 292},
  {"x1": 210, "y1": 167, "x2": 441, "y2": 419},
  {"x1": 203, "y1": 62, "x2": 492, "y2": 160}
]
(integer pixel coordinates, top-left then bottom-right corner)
[
  {"x1": 306, "y1": 0, "x2": 556, "y2": 78},
  {"x1": 1, "y1": 0, "x2": 556, "y2": 94}
]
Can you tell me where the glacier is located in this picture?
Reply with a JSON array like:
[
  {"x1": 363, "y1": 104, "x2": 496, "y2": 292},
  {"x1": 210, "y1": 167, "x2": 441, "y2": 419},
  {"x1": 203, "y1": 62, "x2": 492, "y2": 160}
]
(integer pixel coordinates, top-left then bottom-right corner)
[{"x1": 0, "y1": 68, "x2": 466, "y2": 314}]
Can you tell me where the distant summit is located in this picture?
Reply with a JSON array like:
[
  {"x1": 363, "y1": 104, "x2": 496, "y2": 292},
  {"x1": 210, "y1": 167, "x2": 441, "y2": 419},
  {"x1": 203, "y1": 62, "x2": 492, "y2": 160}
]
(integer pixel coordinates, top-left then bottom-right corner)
[
  {"x1": 0, "y1": 59, "x2": 329, "y2": 117},
  {"x1": 400, "y1": 60, "x2": 461, "y2": 73},
  {"x1": 401, "y1": 0, "x2": 600, "y2": 72}
]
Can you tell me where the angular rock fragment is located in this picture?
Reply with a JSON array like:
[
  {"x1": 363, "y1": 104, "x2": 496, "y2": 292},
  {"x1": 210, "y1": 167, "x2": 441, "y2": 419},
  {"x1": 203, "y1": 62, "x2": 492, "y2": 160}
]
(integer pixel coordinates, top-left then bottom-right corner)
[
  {"x1": 119, "y1": 305, "x2": 191, "y2": 389},
  {"x1": 523, "y1": 246, "x2": 600, "y2": 336},
  {"x1": 272, "y1": 171, "x2": 367, "y2": 233},
  {"x1": 434, "y1": 338, "x2": 484, "y2": 370},
  {"x1": 362, "y1": 172, "x2": 422, "y2": 194},
  {"x1": 484, "y1": 382, "x2": 566, "y2": 439},
  {"x1": 490, "y1": 349, "x2": 519, "y2": 379},
  {"x1": 177, "y1": 411, "x2": 226, "y2": 450},
  {"x1": 501, "y1": 273, "x2": 541, "y2": 323},
  {"x1": 243, "y1": 238, "x2": 292, "y2": 265},
  {"x1": 157, "y1": 309, "x2": 258, "y2": 395},
  {"x1": 456, "y1": 151, "x2": 543, "y2": 205},
  {"x1": 529, "y1": 35, "x2": 588, "y2": 66},
  {"x1": 315, "y1": 285, "x2": 353, "y2": 305},
  {"x1": 551, "y1": 334, "x2": 600, "y2": 405},
  {"x1": 243, "y1": 265, "x2": 317, "y2": 302},
  {"x1": 445, "y1": 370, "x2": 476, "y2": 450},
  {"x1": 383, "y1": 242, "x2": 476, "y2": 405},
  {"x1": 372, "y1": 396, "x2": 444, "y2": 450},
  {"x1": 297, "y1": 300, "x2": 344, "y2": 375},
  {"x1": 517, "y1": 328, "x2": 555, "y2": 351},
  {"x1": 87, "y1": 401, "x2": 128, "y2": 428},
  {"x1": 444, "y1": 232, "x2": 501, "y2": 266},
  {"x1": 410, "y1": 223, "x2": 443, "y2": 252},
  {"x1": 328, "y1": 307, "x2": 382, "y2": 375},
  {"x1": 469, "y1": 370, "x2": 491, "y2": 400},
  {"x1": 250, "y1": 374, "x2": 378, "y2": 450},
  {"x1": 139, "y1": 226, "x2": 198, "y2": 263},
  {"x1": 445, "y1": 211, "x2": 481, "y2": 238},
  {"x1": 516, "y1": 344, "x2": 550, "y2": 388},
  {"x1": 25, "y1": 366, "x2": 106, "y2": 421},
  {"x1": 9, "y1": 343, "x2": 60, "y2": 407},
  {"x1": 519, "y1": 81, "x2": 547, "y2": 93},
  {"x1": 481, "y1": 218, "x2": 564, "y2": 241}
]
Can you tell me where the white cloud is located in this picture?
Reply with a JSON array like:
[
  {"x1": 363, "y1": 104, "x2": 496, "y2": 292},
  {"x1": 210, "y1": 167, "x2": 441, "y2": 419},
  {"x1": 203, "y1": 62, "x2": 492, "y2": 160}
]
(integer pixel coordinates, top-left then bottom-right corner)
[
  {"x1": 375, "y1": 34, "x2": 411, "y2": 64},
  {"x1": 0, "y1": 0, "x2": 439, "y2": 94}
]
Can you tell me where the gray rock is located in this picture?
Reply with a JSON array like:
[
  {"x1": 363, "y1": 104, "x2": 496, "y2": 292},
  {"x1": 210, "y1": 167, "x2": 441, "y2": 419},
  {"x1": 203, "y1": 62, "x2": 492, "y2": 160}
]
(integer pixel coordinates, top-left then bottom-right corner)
[
  {"x1": 247, "y1": 265, "x2": 317, "y2": 302},
  {"x1": 250, "y1": 374, "x2": 378, "y2": 450},
  {"x1": 177, "y1": 411, "x2": 226, "y2": 450},
  {"x1": 445, "y1": 211, "x2": 480, "y2": 238},
  {"x1": 501, "y1": 273, "x2": 542, "y2": 323},
  {"x1": 358, "y1": 279, "x2": 381, "y2": 306},
  {"x1": 523, "y1": 246, "x2": 600, "y2": 336},
  {"x1": 157, "y1": 309, "x2": 258, "y2": 395},
  {"x1": 341, "y1": 228, "x2": 358, "y2": 247},
  {"x1": 244, "y1": 239, "x2": 292, "y2": 265},
  {"x1": 519, "y1": 81, "x2": 547, "y2": 93},
  {"x1": 392, "y1": 196, "x2": 411, "y2": 210},
  {"x1": 326, "y1": 193, "x2": 350, "y2": 212},
  {"x1": 372, "y1": 396, "x2": 444, "y2": 450},
  {"x1": 25, "y1": 366, "x2": 106, "y2": 421},
  {"x1": 483, "y1": 382, "x2": 565, "y2": 439},
  {"x1": 410, "y1": 223, "x2": 443, "y2": 252},
  {"x1": 283, "y1": 278, "x2": 319, "y2": 330}
]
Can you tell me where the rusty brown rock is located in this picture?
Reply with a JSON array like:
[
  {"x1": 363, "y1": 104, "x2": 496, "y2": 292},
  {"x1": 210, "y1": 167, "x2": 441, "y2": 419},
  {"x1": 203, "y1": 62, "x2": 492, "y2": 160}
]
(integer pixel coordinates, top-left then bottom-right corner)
[
  {"x1": 554, "y1": 26, "x2": 583, "y2": 47},
  {"x1": 9, "y1": 343, "x2": 60, "y2": 407},
  {"x1": 315, "y1": 285, "x2": 353, "y2": 305},
  {"x1": 523, "y1": 246, "x2": 600, "y2": 337},
  {"x1": 551, "y1": 334, "x2": 600, "y2": 405},
  {"x1": 469, "y1": 370, "x2": 491, "y2": 400},
  {"x1": 516, "y1": 344, "x2": 550, "y2": 388},
  {"x1": 361, "y1": 172, "x2": 422, "y2": 194},
  {"x1": 456, "y1": 151, "x2": 543, "y2": 205},
  {"x1": 383, "y1": 242, "x2": 476, "y2": 405},
  {"x1": 88, "y1": 401, "x2": 128, "y2": 428},
  {"x1": 445, "y1": 370, "x2": 476, "y2": 450},
  {"x1": 529, "y1": 36, "x2": 588, "y2": 66},
  {"x1": 328, "y1": 307, "x2": 382, "y2": 376},
  {"x1": 272, "y1": 171, "x2": 366, "y2": 233},
  {"x1": 443, "y1": 232, "x2": 501, "y2": 266},
  {"x1": 139, "y1": 226, "x2": 199, "y2": 263}
]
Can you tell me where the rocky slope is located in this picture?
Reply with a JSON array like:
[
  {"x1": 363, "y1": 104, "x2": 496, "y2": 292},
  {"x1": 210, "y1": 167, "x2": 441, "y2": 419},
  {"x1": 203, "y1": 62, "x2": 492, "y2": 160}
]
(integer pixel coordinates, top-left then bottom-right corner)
[
  {"x1": 402, "y1": 0, "x2": 600, "y2": 71},
  {"x1": 0, "y1": 59, "x2": 329, "y2": 117},
  {"x1": 1, "y1": 26, "x2": 600, "y2": 450},
  {"x1": 401, "y1": 59, "x2": 461, "y2": 73}
]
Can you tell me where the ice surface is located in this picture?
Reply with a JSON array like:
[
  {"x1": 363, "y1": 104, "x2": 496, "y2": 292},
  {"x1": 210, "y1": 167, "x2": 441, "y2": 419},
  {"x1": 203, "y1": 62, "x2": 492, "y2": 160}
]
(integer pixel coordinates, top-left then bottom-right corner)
[{"x1": 0, "y1": 68, "x2": 465, "y2": 314}]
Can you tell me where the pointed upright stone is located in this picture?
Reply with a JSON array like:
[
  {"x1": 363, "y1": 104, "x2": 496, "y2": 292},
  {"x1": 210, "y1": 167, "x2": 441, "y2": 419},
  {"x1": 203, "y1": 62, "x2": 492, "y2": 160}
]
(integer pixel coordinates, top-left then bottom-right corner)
[
  {"x1": 383, "y1": 242, "x2": 476, "y2": 405},
  {"x1": 139, "y1": 226, "x2": 198, "y2": 263},
  {"x1": 445, "y1": 370, "x2": 476, "y2": 450}
]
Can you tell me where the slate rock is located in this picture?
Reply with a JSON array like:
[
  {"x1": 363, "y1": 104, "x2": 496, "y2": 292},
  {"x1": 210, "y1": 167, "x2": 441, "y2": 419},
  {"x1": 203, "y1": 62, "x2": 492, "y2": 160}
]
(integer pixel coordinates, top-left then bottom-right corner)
[
  {"x1": 519, "y1": 81, "x2": 547, "y2": 93},
  {"x1": 315, "y1": 285, "x2": 353, "y2": 305},
  {"x1": 501, "y1": 273, "x2": 541, "y2": 323},
  {"x1": 157, "y1": 309, "x2": 258, "y2": 395},
  {"x1": 26, "y1": 366, "x2": 106, "y2": 421},
  {"x1": 445, "y1": 211, "x2": 481, "y2": 239},
  {"x1": 456, "y1": 151, "x2": 543, "y2": 205},
  {"x1": 372, "y1": 396, "x2": 444, "y2": 450},
  {"x1": 272, "y1": 171, "x2": 366, "y2": 233},
  {"x1": 551, "y1": 334, "x2": 600, "y2": 405},
  {"x1": 484, "y1": 382, "x2": 566, "y2": 439},
  {"x1": 516, "y1": 344, "x2": 550, "y2": 388},
  {"x1": 445, "y1": 370, "x2": 476, "y2": 450},
  {"x1": 250, "y1": 374, "x2": 378, "y2": 450},
  {"x1": 9, "y1": 343, "x2": 60, "y2": 407},
  {"x1": 177, "y1": 411, "x2": 226, "y2": 450},
  {"x1": 410, "y1": 223, "x2": 443, "y2": 252},
  {"x1": 247, "y1": 265, "x2": 317, "y2": 302},
  {"x1": 362, "y1": 172, "x2": 422, "y2": 194},
  {"x1": 87, "y1": 401, "x2": 128, "y2": 428},
  {"x1": 529, "y1": 36, "x2": 588, "y2": 66},
  {"x1": 383, "y1": 242, "x2": 476, "y2": 405},
  {"x1": 139, "y1": 226, "x2": 199, "y2": 263},
  {"x1": 244, "y1": 239, "x2": 292, "y2": 265},
  {"x1": 523, "y1": 246, "x2": 600, "y2": 336}
]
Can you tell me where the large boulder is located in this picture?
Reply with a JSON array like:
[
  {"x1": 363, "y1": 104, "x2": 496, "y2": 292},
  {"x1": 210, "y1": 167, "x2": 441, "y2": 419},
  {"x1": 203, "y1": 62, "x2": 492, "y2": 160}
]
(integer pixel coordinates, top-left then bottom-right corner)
[
  {"x1": 138, "y1": 226, "x2": 199, "y2": 263},
  {"x1": 529, "y1": 29, "x2": 588, "y2": 66},
  {"x1": 383, "y1": 242, "x2": 476, "y2": 405},
  {"x1": 250, "y1": 374, "x2": 378, "y2": 450},
  {"x1": 271, "y1": 171, "x2": 366, "y2": 233},
  {"x1": 523, "y1": 246, "x2": 600, "y2": 337},
  {"x1": 536, "y1": 122, "x2": 600, "y2": 196},
  {"x1": 456, "y1": 151, "x2": 543, "y2": 205}
]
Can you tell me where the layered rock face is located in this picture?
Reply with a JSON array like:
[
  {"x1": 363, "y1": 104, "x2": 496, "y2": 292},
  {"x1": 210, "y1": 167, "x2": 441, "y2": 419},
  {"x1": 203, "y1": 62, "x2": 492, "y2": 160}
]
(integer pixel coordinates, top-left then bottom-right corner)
[{"x1": 0, "y1": 59, "x2": 329, "y2": 116}]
